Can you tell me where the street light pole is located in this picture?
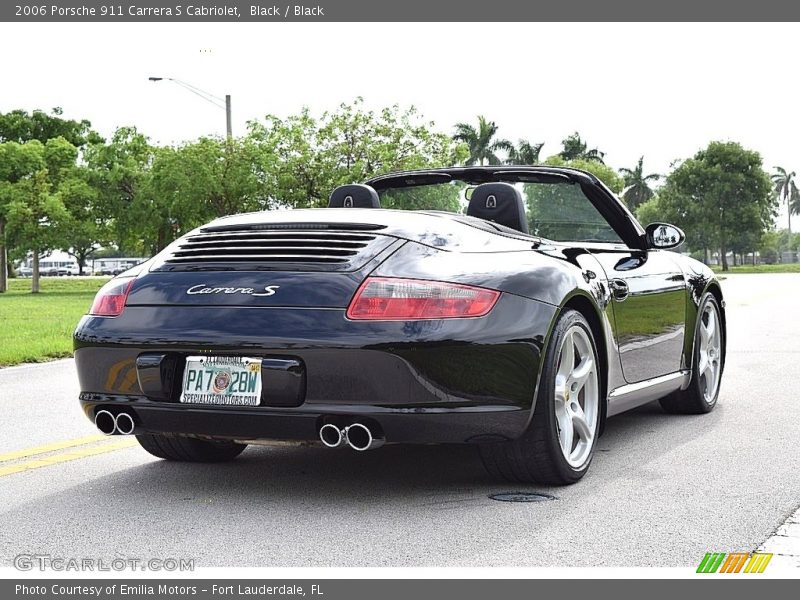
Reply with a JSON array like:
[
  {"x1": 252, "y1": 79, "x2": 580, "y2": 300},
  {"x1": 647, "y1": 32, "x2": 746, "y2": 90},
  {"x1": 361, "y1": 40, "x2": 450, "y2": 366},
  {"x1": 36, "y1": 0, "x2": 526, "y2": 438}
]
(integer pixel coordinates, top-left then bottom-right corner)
[
  {"x1": 225, "y1": 94, "x2": 232, "y2": 139},
  {"x1": 149, "y1": 77, "x2": 232, "y2": 138}
]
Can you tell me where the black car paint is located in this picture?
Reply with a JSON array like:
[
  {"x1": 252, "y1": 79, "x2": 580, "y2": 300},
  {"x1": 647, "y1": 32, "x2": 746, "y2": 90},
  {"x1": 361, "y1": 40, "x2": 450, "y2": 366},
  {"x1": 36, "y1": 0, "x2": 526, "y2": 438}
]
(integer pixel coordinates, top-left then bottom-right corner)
[{"x1": 74, "y1": 166, "x2": 724, "y2": 445}]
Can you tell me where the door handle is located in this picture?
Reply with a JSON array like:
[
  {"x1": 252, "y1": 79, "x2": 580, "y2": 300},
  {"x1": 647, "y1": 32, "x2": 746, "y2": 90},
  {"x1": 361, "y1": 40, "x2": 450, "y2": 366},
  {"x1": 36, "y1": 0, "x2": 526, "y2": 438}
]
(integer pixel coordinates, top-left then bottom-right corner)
[{"x1": 610, "y1": 279, "x2": 629, "y2": 302}]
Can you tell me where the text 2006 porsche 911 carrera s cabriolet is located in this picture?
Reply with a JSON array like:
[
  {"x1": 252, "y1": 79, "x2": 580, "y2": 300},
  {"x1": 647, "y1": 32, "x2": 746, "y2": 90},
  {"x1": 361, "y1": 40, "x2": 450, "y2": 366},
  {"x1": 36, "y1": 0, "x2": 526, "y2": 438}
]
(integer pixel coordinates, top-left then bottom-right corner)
[{"x1": 74, "y1": 166, "x2": 726, "y2": 484}]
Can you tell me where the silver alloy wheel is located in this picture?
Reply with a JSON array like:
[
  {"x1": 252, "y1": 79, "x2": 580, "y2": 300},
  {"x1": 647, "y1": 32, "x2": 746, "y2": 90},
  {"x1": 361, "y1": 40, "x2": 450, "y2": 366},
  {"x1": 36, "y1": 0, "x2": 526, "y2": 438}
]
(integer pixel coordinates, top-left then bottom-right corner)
[
  {"x1": 698, "y1": 301, "x2": 722, "y2": 403},
  {"x1": 554, "y1": 325, "x2": 599, "y2": 468}
]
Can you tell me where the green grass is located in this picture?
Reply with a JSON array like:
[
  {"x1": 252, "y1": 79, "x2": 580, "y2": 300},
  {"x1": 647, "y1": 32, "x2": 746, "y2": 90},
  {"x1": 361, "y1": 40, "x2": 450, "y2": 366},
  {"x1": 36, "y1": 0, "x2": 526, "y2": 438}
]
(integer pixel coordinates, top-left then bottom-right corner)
[
  {"x1": 710, "y1": 264, "x2": 800, "y2": 274},
  {"x1": 711, "y1": 263, "x2": 800, "y2": 273},
  {"x1": 0, "y1": 277, "x2": 109, "y2": 366}
]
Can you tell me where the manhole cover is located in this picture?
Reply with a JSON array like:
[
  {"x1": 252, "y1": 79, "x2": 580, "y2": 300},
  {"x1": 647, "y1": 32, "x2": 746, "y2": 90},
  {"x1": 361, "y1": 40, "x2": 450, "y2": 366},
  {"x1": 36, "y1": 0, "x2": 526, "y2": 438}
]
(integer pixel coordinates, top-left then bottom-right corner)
[{"x1": 489, "y1": 492, "x2": 557, "y2": 503}]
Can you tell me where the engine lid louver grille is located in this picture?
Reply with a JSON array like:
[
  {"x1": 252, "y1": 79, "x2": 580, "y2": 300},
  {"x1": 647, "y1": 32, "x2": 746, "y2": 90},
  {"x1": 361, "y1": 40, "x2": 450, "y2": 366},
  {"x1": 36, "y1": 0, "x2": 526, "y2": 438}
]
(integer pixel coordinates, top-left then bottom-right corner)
[{"x1": 156, "y1": 229, "x2": 395, "y2": 272}]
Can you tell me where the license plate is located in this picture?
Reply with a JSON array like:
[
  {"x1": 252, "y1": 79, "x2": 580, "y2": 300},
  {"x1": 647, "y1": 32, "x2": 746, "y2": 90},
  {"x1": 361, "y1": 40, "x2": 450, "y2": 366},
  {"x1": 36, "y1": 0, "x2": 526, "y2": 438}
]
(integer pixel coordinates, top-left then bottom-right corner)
[{"x1": 180, "y1": 356, "x2": 262, "y2": 406}]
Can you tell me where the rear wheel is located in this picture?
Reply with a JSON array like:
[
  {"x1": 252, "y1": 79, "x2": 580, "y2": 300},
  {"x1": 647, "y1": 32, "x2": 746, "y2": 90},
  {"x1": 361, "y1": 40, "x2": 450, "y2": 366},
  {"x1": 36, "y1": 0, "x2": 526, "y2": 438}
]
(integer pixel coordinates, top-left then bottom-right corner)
[
  {"x1": 136, "y1": 434, "x2": 247, "y2": 462},
  {"x1": 479, "y1": 309, "x2": 601, "y2": 485},
  {"x1": 659, "y1": 293, "x2": 724, "y2": 414}
]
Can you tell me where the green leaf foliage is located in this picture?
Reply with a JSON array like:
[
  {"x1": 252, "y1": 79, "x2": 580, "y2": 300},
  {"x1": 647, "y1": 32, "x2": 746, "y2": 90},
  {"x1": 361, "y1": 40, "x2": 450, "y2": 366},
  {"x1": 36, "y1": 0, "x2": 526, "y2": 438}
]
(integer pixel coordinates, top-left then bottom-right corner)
[{"x1": 637, "y1": 141, "x2": 775, "y2": 270}]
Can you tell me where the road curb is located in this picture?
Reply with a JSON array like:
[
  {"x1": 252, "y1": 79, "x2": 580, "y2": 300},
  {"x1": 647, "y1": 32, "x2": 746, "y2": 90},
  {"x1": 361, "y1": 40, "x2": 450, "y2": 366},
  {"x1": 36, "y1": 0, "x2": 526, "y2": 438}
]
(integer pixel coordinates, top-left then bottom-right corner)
[
  {"x1": 0, "y1": 358, "x2": 74, "y2": 373},
  {"x1": 757, "y1": 505, "x2": 800, "y2": 569}
]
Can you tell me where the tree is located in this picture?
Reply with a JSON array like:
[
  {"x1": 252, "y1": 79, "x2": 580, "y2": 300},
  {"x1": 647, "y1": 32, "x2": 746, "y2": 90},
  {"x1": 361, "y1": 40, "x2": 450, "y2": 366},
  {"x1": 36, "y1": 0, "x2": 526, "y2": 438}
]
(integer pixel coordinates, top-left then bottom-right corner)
[
  {"x1": 0, "y1": 107, "x2": 96, "y2": 147},
  {"x1": 648, "y1": 142, "x2": 775, "y2": 271},
  {"x1": 634, "y1": 196, "x2": 663, "y2": 228},
  {"x1": 0, "y1": 140, "x2": 47, "y2": 291},
  {"x1": 521, "y1": 157, "x2": 625, "y2": 239},
  {"x1": 0, "y1": 110, "x2": 96, "y2": 291},
  {"x1": 542, "y1": 156, "x2": 624, "y2": 193},
  {"x1": 4, "y1": 139, "x2": 72, "y2": 292},
  {"x1": 140, "y1": 136, "x2": 267, "y2": 252},
  {"x1": 618, "y1": 156, "x2": 660, "y2": 210},
  {"x1": 249, "y1": 99, "x2": 465, "y2": 210},
  {"x1": 505, "y1": 139, "x2": 544, "y2": 165},
  {"x1": 38, "y1": 137, "x2": 108, "y2": 274},
  {"x1": 452, "y1": 116, "x2": 512, "y2": 166},
  {"x1": 57, "y1": 166, "x2": 111, "y2": 274},
  {"x1": 84, "y1": 127, "x2": 154, "y2": 254},
  {"x1": 757, "y1": 230, "x2": 782, "y2": 264},
  {"x1": 771, "y1": 166, "x2": 797, "y2": 243},
  {"x1": 558, "y1": 132, "x2": 605, "y2": 163}
]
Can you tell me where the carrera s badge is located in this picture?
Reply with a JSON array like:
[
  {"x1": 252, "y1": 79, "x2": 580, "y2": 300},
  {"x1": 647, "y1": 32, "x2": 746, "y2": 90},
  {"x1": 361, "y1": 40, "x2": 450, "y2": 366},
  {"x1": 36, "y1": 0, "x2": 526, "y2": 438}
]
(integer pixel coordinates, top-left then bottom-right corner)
[{"x1": 186, "y1": 285, "x2": 280, "y2": 297}]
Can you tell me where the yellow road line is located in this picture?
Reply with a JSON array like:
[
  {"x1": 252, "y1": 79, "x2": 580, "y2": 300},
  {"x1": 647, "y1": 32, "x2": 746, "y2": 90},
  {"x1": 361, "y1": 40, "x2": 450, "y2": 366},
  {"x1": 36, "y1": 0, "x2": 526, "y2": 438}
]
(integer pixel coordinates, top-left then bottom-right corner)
[
  {"x1": 0, "y1": 438, "x2": 137, "y2": 477},
  {"x1": 0, "y1": 434, "x2": 109, "y2": 463}
]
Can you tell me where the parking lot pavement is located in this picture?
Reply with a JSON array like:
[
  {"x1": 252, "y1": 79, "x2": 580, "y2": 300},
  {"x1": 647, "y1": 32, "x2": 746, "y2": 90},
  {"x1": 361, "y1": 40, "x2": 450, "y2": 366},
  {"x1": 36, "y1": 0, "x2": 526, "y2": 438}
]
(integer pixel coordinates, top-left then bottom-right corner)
[{"x1": 0, "y1": 273, "x2": 798, "y2": 568}]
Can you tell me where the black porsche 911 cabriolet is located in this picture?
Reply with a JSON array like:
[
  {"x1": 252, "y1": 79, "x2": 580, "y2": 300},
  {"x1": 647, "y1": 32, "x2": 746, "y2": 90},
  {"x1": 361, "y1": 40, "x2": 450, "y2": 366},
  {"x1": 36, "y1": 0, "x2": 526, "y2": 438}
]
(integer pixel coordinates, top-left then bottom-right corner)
[{"x1": 74, "y1": 166, "x2": 725, "y2": 484}]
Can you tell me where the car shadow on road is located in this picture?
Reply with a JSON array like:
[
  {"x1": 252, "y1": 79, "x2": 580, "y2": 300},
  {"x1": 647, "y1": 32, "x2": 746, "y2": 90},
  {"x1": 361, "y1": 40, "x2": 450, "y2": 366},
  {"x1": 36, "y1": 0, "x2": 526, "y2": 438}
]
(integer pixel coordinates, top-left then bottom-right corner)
[
  {"x1": 0, "y1": 398, "x2": 729, "y2": 568},
  {"x1": 68, "y1": 399, "x2": 723, "y2": 501}
]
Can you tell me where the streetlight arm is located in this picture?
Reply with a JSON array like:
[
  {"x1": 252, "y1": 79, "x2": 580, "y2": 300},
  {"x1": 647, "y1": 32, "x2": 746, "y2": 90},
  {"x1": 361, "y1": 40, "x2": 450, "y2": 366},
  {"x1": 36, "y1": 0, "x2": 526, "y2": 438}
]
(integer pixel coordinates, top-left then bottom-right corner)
[{"x1": 148, "y1": 76, "x2": 232, "y2": 138}]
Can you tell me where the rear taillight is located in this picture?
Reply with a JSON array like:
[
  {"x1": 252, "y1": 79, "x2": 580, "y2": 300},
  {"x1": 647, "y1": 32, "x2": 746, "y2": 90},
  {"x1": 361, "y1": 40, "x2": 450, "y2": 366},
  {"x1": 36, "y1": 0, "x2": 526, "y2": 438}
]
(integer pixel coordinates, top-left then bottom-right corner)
[
  {"x1": 89, "y1": 277, "x2": 136, "y2": 317},
  {"x1": 346, "y1": 277, "x2": 500, "y2": 320}
]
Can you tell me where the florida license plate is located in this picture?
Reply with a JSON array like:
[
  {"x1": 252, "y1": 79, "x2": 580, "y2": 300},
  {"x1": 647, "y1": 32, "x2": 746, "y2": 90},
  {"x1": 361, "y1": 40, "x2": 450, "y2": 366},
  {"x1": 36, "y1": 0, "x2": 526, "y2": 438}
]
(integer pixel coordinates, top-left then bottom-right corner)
[{"x1": 180, "y1": 356, "x2": 262, "y2": 406}]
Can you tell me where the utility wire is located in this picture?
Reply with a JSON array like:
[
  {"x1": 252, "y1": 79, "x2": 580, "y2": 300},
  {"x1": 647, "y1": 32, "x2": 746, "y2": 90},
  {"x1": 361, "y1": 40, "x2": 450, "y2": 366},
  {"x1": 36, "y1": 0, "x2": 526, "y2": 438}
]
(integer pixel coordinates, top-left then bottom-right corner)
[{"x1": 169, "y1": 79, "x2": 226, "y2": 109}]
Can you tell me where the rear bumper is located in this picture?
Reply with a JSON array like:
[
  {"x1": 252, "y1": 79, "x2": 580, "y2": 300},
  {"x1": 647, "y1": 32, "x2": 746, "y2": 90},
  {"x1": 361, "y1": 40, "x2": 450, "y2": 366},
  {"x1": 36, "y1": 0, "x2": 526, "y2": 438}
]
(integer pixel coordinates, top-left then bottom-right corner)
[
  {"x1": 74, "y1": 294, "x2": 555, "y2": 444},
  {"x1": 77, "y1": 396, "x2": 529, "y2": 444}
]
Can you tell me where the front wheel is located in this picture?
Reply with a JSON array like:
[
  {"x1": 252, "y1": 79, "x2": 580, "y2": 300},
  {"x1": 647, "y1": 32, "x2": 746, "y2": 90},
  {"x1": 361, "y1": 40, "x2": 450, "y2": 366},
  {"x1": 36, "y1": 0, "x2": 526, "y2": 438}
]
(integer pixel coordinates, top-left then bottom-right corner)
[
  {"x1": 479, "y1": 309, "x2": 602, "y2": 485},
  {"x1": 136, "y1": 434, "x2": 247, "y2": 462},
  {"x1": 659, "y1": 293, "x2": 724, "y2": 414}
]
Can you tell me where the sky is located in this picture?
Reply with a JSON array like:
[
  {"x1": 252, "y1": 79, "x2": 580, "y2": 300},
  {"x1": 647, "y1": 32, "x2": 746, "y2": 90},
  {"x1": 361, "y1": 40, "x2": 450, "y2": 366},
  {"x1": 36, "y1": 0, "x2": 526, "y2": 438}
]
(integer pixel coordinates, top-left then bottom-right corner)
[{"x1": 0, "y1": 22, "x2": 797, "y2": 207}]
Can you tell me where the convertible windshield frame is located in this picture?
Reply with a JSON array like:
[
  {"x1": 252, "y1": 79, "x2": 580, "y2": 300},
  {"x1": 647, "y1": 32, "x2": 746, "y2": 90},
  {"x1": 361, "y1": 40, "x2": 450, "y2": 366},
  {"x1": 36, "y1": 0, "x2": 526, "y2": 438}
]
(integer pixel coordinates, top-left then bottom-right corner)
[{"x1": 367, "y1": 166, "x2": 646, "y2": 249}]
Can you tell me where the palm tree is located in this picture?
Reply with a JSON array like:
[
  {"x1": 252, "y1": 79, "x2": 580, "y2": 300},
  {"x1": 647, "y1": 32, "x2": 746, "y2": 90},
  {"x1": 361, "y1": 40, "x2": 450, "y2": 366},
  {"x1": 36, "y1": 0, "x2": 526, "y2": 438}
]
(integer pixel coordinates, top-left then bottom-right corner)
[
  {"x1": 772, "y1": 166, "x2": 797, "y2": 239},
  {"x1": 505, "y1": 140, "x2": 544, "y2": 165},
  {"x1": 452, "y1": 116, "x2": 513, "y2": 166},
  {"x1": 791, "y1": 180, "x2": 800, "y2": 220},
  {"x1": 558, "y1": 132, "x2": 605, "y2": 164},
  {"x1": 618, "y1": 156, "x2": 661, "y2": 211}
]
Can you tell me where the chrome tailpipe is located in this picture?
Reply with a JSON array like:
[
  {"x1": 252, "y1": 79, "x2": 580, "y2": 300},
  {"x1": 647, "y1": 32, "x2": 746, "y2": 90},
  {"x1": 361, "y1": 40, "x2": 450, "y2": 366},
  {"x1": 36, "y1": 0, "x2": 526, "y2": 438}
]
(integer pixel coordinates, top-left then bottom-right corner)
[
  {"x1": 344, "y1": 423, "x2": 385, "y2": 452},
  {"x1": 115, "y1": 412, "x2": 136, "y2": 435},
  {"x1": 319, "y1": 423, "x2": 347, "y2": 448},
  {"x1": 94, "y1": 410, "x2": 117, "y2": 436},
  {"x1": 94, "y1": 410, "x2": 136, "y2": 435},
  {"x1": 319, "y1": 422, "x2": 385, "y2": 451}
]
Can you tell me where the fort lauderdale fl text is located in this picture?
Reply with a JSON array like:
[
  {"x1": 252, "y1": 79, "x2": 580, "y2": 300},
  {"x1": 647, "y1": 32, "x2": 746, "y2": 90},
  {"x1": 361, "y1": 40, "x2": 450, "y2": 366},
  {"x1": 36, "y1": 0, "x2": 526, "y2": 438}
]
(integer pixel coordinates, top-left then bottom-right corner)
[
  {"x1": 17, "y1": 4, "x2": 327, "y2": 18},
  {"x1": 16, "y1": 584, "x2": 323, "y2": 596}
]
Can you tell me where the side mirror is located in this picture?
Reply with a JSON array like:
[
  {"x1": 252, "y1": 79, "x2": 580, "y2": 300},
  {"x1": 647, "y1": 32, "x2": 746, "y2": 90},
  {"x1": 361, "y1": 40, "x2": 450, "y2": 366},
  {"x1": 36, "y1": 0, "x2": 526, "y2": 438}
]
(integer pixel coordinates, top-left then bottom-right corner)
[{"x1": 645, "y1": 222, "x2": 685, "y2": 250}]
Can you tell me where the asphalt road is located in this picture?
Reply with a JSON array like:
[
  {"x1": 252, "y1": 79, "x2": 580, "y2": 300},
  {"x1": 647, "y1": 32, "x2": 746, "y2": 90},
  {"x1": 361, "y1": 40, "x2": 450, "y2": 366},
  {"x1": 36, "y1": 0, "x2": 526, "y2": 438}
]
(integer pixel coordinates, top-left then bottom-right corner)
[{"x1": 1, "y1": 273, "x2": 799, "y2": 568}]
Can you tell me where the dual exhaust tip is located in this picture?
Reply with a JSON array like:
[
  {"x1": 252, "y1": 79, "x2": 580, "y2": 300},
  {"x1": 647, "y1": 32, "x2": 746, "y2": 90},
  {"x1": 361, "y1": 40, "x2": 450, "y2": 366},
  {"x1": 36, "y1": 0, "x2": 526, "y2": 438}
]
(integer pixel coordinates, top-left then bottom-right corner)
[
  {"x1": 319, "y1": 422, "x2": 384, "y2": 451},
  {"x1": 98, "y1": 410, "x2": 379, "y2": 448},
  {"x1": 94, "y1": 410, "x2": 135, "y2": 436}
]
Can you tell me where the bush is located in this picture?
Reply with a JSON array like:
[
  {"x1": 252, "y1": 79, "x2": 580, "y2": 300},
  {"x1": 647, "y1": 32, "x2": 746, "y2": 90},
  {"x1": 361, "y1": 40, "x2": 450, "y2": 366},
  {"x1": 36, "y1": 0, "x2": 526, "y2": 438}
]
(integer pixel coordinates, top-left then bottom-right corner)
[{"x1": 760, "y1": 248, "x2": 778, "y2": 264}]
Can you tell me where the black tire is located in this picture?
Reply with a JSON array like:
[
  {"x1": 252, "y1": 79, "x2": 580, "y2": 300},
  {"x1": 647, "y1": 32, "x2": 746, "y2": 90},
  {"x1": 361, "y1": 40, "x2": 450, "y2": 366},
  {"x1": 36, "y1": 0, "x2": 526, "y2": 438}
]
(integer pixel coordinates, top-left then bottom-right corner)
[
  {"x1": 136, "y1": 434, "x2": 247, "y2": 462},
  {"x1": 479, "y1": 309, "x2": 602, "y2": 485},
  {"x1": 659, "y1": 293, "x2": 724, "y2": 414}
]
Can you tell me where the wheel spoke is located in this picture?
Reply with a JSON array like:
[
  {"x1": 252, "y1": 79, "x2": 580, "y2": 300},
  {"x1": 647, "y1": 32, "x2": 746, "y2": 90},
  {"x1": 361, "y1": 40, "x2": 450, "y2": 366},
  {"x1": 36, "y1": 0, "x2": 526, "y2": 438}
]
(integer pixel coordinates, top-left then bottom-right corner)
[
  {"x1": 556, "y1": 403, "x2": 573, "y2": 455},
  {"x1": 570, "y1": 357, "x2": 594, "y2": 393},
  {"x1": 571, "y1": 404, "x2": 593, "y2": 443},
  {"x1": 558, "y1": 331, "x2": 575, "y2": 380},
  {"x1": 705, "y1": 309, "x2": 716, "y2": 341},
  {"x1": 708, "y1": 358, "x2": 719, "y2": 383},
  {"x1": 699, "y1": 321, "x2": 709, "y2": 349},
  {"x1": 705, "y1": 358, "x2": 716, "y2": 379},
  {"x1": 698, "y1": 351, "x2": 709, "y2": 378}
]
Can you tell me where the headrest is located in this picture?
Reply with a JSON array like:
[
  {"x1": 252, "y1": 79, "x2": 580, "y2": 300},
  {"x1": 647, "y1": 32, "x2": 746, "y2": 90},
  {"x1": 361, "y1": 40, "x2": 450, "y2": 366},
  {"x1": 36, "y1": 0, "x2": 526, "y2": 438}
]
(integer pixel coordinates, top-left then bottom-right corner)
[
  {"x1": 467, "y1": 182, "x2": 529, "y2": 234},
  {"x1": 328, "y1": 184, "x2": 381, "y2": 208}
]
